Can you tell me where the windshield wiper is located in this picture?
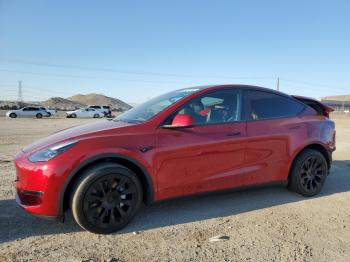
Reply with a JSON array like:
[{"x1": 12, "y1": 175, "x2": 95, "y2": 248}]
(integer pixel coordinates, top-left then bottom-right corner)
[{"x1": 114, "y1": 118, "x2": 144, "y2": 124}]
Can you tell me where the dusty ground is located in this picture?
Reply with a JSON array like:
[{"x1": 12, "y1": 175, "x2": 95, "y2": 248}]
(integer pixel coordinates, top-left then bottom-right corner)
[{"x1": 0, "y1": 114, "x2": 349, "y2": 262}]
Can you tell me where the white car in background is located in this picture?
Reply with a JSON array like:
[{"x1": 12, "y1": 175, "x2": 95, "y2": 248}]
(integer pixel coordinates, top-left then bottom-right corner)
[
  {"x1": 6, "y1": 107, "x2": 50, "y2": 118},
  {"x1": 66, "y1": 108, "x2": 104, "y2": 118},
  {"x1": 39, "y1": 107, "x2": 57, "y2": 117},
  {"x1": 88, "y1": 105, "x2": 110, "y2": 114}
]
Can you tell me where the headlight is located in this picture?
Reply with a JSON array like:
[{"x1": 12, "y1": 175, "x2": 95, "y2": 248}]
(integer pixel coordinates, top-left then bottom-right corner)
[{"x1": 28, "y1": 140, "x2": 78, "y2": 162}]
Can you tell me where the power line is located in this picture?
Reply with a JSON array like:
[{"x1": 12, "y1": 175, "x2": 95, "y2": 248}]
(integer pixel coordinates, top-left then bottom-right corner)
[
  {"x1": 0, "y1": 68, "x2": 95, "y2": 79},
  {"x1": 280, "y1": 78, "x2": 349, "y2": 91},
  {"x1": 0, "y1": 68, "x2": 274, "y2": 86},
  {"x1": 0, "y1": 58, "x2": 275, "y2": 80}
]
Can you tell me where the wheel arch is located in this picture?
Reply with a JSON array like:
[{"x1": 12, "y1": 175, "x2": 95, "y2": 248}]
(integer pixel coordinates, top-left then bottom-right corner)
[
  {"x1": 59, "y1": 153, "x2": 155, "y2": 219},
  {"x1": 288, "y1": 142, "x2": 331, "y2": 180}
]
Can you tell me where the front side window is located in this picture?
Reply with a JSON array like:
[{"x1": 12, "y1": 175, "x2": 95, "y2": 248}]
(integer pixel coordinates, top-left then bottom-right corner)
[
  {"x1": 248, "y1": 91, "x2": 304, "y2": 120},
  {"x1": 115, "y1": 88, "x2": 202, "y2": 123},
  {"x1": 167, "y1": 89, "x2": 243, "y2": 125}
]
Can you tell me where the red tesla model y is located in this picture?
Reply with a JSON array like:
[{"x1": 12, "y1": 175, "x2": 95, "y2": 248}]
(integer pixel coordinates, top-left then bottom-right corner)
[{"x1": 14, "y1": 85, "x2": 336, "y2": 233}]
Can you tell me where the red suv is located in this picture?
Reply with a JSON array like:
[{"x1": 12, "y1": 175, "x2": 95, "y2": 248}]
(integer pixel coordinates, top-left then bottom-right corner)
[{"x1": 14, "y1": 85, "x2": 336, "y2": 234}]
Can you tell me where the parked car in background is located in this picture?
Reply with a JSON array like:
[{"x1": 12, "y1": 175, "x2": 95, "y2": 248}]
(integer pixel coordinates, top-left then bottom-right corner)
[
  {"x1": 66, "y1": 108, "x2": 104, "y2": 118},
  {"x1": 39, "y1": 107, "x2": 57, "y2": 117},
  {"x1": 14, "y1": 85, "x2": 336, "y2": 234},
  {"x1": 6, "y1": 107, "x2": 49, "y2": 118},
  {"x1": 88, "y1": 105, "x2": 110, "y2": 115}
]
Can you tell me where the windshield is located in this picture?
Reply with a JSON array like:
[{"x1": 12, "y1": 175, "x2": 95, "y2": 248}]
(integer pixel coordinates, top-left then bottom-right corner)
[{"x1": 115, "y1": 88, "x2": 201, "y2": 123}]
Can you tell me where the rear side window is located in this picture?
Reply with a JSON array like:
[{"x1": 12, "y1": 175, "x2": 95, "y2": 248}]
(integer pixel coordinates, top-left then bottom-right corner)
[
  {"x1": 26, "y1": 107, "x2": 38, "y2": 111},
  {"x1": 248, "y1": 91, "x2": 304, "y2": 120}
]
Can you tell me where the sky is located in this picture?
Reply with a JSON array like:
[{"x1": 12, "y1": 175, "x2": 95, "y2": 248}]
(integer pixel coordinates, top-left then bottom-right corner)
[{"x1": 0, "y1": 0, "x2": 349, "y2": 103}]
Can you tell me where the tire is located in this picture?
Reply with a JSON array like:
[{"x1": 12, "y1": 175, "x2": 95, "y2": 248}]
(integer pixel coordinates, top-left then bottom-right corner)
[
  {"x1": 9, "y1": 113, "x2": 17, "y2": 118},
  {"x1": 93, "y1": 114, "x2": 99, "y2": 118},
  {"x1": 71, "y1": 113, "x2": 77, "y2": 118},
  {"x1": 36, "y1": 113, "x2": 43, "y2": 119},
  {"x1": 71, "y1": 163, "x2": 143, "y2": 234},
  {"x1": 288, "y1": 149, "x2": 328, "y2": 197}
]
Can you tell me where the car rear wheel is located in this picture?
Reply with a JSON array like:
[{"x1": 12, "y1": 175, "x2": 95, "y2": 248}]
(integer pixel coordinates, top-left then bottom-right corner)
[
  {"x1": 71, "y1": 113, "x2": 77, "y2": 118},
  {"x1": 93, "y1": 114, "x2": 100, "y2": 118},
  {"x1": 71, "y1": 163, "x2": 142, "y2": 234},
  {"x1": 36, "y1": 113, "x2": 43, "y2": 119},
  {"x1": 288, "y1": 149, "x2": 328, "y2": 197},
  {"x1": 9, "y1": 113, "x2": 17, "y2": 118}
]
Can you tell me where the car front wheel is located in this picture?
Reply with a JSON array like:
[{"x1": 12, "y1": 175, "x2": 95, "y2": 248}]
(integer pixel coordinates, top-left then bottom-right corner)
[
  {"x1": 71, "y1": 163, "x2": 142, "y2": 234},
  {"x1": 9, "y1": 113, "x2": 17, "y2": 118},
  {"x1": 288, "y1": 149, "x2": 328, "y2": 197}
]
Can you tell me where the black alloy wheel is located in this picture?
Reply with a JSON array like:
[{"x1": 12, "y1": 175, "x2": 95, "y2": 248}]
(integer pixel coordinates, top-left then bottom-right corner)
[
  {"x1": 299, "y1": 155, "x2": 327, "y2": 194},
  {"x1": 288, "y1": 149, "x2": 328, "y2": 197},
  {"x1": 71, "y1": 163, "x2": 142, "y2": 234}
]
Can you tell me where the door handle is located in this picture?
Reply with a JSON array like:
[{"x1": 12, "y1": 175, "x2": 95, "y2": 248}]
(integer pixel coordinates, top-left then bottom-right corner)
[{"x1": 227, "y1": 131, "x2": 241, "y2": 136}]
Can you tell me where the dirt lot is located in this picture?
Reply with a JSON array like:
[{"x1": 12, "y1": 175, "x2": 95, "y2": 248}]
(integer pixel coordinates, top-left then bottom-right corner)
[{"x1": 0, "y1": 114, "x2": 349, "y2": 262}]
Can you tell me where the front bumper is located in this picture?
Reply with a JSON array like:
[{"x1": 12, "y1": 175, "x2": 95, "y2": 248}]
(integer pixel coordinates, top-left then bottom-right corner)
[
  {"x1": 14, "y1": 150, "x2": 71, "y2": 218},
  {"x1": 15, "y1": 192, "x2": 60, "y2": 220}
]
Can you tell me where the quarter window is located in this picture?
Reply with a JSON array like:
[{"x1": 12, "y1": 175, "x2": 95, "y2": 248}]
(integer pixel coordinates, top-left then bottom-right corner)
[{"x1": 248, "y1": 91, "x2": 304, "y2": 120}]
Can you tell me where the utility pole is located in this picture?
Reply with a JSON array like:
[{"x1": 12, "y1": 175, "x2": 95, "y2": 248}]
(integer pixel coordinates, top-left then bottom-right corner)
[
  {"x1": 17, "y1": 81, "x2": 23, "y2": 106},
  {"x1": 277, "y1": 77, "x2": 280, "y2": 91}
]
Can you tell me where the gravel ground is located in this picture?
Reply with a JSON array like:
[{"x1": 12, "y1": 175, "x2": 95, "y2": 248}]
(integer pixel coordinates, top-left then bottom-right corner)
[{"x1": 0, "y1": 115, "x2": 349, "y2": 262}]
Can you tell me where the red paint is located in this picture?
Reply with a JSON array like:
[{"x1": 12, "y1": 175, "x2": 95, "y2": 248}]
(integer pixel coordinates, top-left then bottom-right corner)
[{"x1": 14, "y1": 85, "x2": 336, "y2": 219}]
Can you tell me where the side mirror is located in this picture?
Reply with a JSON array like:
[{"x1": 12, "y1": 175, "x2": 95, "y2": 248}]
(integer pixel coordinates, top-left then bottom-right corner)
[{"x1": 162, "y1": 114, "x2": 194, "y2": 129}]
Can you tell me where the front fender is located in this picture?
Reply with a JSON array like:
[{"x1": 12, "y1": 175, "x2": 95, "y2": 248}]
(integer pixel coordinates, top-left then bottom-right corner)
[{"x1": 57, "y1": 149, "x2": 155, "y2": 220}]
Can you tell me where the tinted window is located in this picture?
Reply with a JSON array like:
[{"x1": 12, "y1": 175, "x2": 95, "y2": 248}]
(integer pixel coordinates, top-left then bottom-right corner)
[
  {"x1": 24, "y1": 107, "x2": 38, "y2": 111},
  {"x1": 115, "y1": 88, "x2": 201, "y2": 123},
  {"x1": 169, "y1": 89, "x2": 243, "y2": 125},
  {"x1": 248, "y1": 91, "x2": 304, "y2": 120}
]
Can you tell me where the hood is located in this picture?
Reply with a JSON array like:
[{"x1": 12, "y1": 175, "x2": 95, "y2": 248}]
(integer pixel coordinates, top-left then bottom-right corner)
[{"x1": 22, "y1": 120, "x2": 134, "y2": 153}]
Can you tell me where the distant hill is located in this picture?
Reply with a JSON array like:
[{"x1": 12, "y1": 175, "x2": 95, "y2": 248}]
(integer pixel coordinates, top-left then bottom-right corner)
[
  {"x1": 67, "y1": 93, "x2": 132, "y2": 111},
  {"x1": 41, "y1": 97, "x2": 85, "y2": 110},
  {"x1": 0, "y1": 93, "x2": 132, "y2": 111},
  {"x1": 322, "y1": 95, "x2": 350, "y2": 102}
]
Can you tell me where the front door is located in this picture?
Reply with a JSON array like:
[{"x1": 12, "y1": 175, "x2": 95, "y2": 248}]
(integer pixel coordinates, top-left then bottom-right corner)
[{"x1": 154, "y1": 88, "x2": 247, "y2": 200}]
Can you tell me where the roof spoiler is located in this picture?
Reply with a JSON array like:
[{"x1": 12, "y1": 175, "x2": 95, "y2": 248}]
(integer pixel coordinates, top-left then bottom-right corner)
[{"x1": 292, "y1": 95, "x2": 334, "y2": 118}]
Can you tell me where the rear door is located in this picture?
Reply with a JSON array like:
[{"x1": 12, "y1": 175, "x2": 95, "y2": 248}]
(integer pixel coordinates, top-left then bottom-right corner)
[
  {"x1": 244, "y1": 90, "x2": 306, "y2": 185},
  {"x1": 155, "y1": 88, "x2": 247, "y2": 200}
]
